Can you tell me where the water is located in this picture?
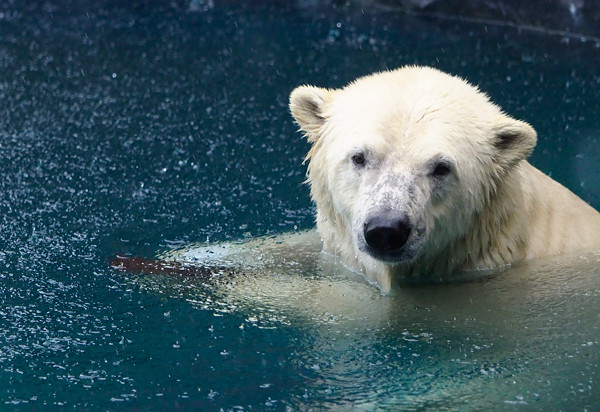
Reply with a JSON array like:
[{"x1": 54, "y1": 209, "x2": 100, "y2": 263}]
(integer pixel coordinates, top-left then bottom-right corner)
[{"x1": 1, "y1": 0, "x2": 599, "y2": 409}]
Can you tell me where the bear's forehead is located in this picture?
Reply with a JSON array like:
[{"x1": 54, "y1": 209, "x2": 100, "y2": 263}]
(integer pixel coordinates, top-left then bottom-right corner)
[
  {"x1": 326, "y1": 70, "x2": 499, "y2": 150},
  {"x1": 328, "y1": 94, "x2": 477, "y2": 146},
  {"x1": 332, "y1": 74, "x2": 489, "y2": 119}
]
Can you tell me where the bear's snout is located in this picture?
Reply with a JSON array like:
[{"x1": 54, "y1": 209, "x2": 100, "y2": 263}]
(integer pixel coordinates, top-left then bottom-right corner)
[{"x1": 363, "y1": 214, "x2": 412, "y2": 260}]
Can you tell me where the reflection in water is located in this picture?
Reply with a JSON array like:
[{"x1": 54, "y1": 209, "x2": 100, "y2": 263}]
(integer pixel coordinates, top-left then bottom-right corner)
[{"x1": 133, "y1": 234, "x2": 600, "y2": 409}]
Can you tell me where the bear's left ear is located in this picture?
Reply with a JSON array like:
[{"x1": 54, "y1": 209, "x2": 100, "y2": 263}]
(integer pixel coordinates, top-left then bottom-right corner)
[
  {"x1": 492, "y1": 116, "x2": 537, "y2": 170},
  {"x1": 289, "y1": 86, "x2": 332, "y2": 141}
]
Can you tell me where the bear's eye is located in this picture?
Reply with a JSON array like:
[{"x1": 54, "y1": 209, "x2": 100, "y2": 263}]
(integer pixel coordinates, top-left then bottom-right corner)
[
  {"x1": 351, "y1": 152, "x2": 366, "y2": 167},
  {"x1": 431, "y1": 161, "x2": 452, "y2": 178}
]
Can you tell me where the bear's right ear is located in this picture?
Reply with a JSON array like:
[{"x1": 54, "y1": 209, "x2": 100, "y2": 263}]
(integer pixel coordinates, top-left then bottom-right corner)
[{"x1": 289, "y1": 86, "x2": 332, "y2": 141}]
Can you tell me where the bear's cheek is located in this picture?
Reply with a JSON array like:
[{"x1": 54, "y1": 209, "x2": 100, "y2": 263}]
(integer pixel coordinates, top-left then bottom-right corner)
[
  {"x1": 429, "y1": 185, "x2": 468, "y2": 228},
  {"x1": 327, "y1": 168, "x2": 365, "y2": 225}
]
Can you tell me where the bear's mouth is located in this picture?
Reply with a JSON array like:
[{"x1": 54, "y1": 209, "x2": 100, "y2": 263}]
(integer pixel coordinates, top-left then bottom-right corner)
[{"x1": 362, "y1": 243, "x2": 418, "y2": 263}]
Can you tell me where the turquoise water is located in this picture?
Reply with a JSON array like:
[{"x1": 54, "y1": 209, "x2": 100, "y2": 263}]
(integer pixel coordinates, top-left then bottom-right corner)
[{"x1": 1, "y1": 0, "x2": 600, "y2": 409}]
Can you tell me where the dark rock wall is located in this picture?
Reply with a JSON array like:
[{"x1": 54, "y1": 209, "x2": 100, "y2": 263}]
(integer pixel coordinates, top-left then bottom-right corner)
[{"x1": 368, "y1": 0, "x2": 599, "y2": 39}]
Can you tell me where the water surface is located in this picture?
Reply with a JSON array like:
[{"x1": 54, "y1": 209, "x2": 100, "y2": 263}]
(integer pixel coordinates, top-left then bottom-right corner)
[{"x1": 1, "y1": 0, "x2": 599, "y2": 409}]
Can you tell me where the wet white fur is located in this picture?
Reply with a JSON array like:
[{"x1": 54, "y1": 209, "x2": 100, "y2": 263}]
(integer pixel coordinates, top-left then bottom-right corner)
[{"x1": 290, "y1": 66, "x2": 600, "y2": 292}]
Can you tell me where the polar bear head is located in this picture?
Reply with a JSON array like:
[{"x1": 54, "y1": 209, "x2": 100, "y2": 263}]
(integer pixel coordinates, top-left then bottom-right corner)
[{"x1": 290, "y1": 66, "x2": 536, "y2": 285}]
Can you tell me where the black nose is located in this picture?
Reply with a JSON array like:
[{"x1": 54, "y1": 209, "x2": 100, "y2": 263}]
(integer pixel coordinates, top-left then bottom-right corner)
[{"x1": 363, "y1": 215, "x2": 411, "y2": 255}]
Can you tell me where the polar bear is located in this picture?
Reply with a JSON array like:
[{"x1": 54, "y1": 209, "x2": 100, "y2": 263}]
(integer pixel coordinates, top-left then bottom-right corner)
[
  {"x1": 289, "y1": 65, "x2": 600, "y2": 291},
  {"x1": 115, "y1": 66, "x2": 600, "y2": 296}
]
